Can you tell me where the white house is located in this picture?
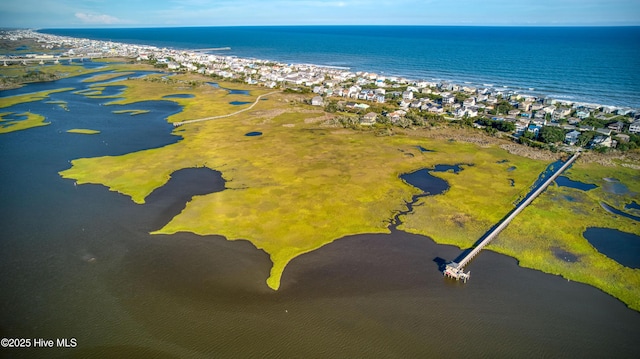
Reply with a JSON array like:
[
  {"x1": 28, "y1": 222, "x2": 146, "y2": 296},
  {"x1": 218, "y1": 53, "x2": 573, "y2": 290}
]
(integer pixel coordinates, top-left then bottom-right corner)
[
  {"x1": 441, "y1": 93, "x2": 455, "y2": 104},
  {"x1": 591, "y1": 136, "x2": 614, "y2": 148},
  {"x1": 576, "y1": 110, "x2": 591, "y2": 119},
  {"x1": 629, "y1": 120, "x2": 640, "y2": 134},
  {"x1": 463, "y1": 97, "x2": 476, "y2": 108},
  {"x1": 311, "y1": 96, "x2": 324, "y2": 106},
  {"x1": 465, "y1": 106, "x2": 479, "y2": 117},
  {"x1": 399, "y1": 99, "x2": 411, "y2": 109},
  {"x1": 402, "y1": 91, "x2": 414, "y2": 101}
]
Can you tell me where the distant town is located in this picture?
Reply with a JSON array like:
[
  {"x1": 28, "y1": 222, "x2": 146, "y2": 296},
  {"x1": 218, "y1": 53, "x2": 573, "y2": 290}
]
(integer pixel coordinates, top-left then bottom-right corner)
[{"x1": 2, "y1": 29, "x2": 640, "y2": 153}]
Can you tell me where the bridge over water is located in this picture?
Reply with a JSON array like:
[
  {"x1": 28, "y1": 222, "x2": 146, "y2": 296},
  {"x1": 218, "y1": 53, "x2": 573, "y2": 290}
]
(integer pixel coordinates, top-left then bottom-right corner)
[
  {"x1": 0, "y1": 55, "x2": 107, "y2": 66},
  {"x1": 443, "y1": 151, "x2": 581, "y2": 282}
]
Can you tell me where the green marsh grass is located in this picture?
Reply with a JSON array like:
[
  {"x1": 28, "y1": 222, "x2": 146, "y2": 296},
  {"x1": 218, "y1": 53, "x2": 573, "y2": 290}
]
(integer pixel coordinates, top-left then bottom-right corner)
[
  {"x1": 0, "y1": 88, "x2": 75, "y2": 108},
  {"x1": 112, "y1": 109, "x2": 150, "y2": 116},
  {"x1": 67, "y1": 128, "x2": 100, "y2": 135},
  {"x1": 57, "y1": 72, "x2": 640, "y2": 310},
  {"x1": 0, "y1": 112, "x2": 49, "y2": 133}
]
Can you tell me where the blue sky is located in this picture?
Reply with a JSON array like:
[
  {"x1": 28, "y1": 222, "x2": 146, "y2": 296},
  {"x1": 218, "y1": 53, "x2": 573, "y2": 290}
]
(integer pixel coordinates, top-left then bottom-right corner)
[{"x1": 1, "y1": 0, "x2": 639, "y2": 28}]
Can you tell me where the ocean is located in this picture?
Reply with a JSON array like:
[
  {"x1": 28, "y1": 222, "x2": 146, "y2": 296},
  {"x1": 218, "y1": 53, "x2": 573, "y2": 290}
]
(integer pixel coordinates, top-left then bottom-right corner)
[{"x1": 41, "y1": 26, "x2": 640, "y2": 108}]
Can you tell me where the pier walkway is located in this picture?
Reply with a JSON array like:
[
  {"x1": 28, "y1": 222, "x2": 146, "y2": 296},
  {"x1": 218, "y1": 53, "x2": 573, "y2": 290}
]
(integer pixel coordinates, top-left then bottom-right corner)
[
  {"x1": 173, "y1": 90, "x2": 281, "y2": 127},
  {"x1": 443, "y1": 151, "x2": 581, "y2": 282}
]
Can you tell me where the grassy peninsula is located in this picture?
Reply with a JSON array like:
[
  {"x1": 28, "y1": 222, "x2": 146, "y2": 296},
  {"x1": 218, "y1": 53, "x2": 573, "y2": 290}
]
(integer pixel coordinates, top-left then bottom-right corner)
[
  {"x1": 0, "y1": 111, "x2": 49, "y2": 133},
  {"x1": 54, "y1": 70, "x2": 640, "y2": 311}
]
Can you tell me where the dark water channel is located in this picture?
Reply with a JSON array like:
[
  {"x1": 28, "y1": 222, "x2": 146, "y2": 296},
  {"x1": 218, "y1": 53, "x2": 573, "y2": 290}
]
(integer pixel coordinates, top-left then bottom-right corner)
[
  {"x1": 550, "y1": 172, "x2": 640, "y2": 271},
  {"x1": 207, "y1": 82, "x2": 250, "y2": 95},
  {"x1": 584, "y1": 228, "x2": 640, "y2": 269},
  {"x1": 601, "y1": 202, "x2": 640, "y2": 223},
  {"x1": 145, "y1": 168, "x2": 226, "y2": 231},
  {"x1": 396, "y1": 164, "x2": 467, "y2": 227},
  {"x1": 626, "y1": 201, "x2": 640, "y2": 211},
  {"x1": 230, "y1": 101, "x2": 252, "y2": 105},
  {"x1": 400, "y1": 163, "x2": 467, "y2": 195},
  {"x1": 555, "y1": 175, "x2": 598, "y2": 191},
  {"x1": 162, "y1": 94, "x2": 195, "y2": 99},
  {"x1": 1, "y1": 76, "x2": 639, "y2": 358}
]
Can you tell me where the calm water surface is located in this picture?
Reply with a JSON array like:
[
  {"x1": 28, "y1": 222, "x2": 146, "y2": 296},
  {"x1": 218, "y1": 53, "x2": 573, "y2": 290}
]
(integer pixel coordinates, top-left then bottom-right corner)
[
  {"x1": 1, "y1": 74, "x2": 639, "y2": 358},
  {"x1": 584, "y1": 228, "x2": 640, "y2": 269}
]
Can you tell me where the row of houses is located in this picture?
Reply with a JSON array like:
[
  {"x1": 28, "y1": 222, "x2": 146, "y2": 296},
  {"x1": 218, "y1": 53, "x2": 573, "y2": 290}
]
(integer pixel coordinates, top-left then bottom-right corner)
[{"x1": 13, "y1": 29, "x2": 639, "y2": 146}]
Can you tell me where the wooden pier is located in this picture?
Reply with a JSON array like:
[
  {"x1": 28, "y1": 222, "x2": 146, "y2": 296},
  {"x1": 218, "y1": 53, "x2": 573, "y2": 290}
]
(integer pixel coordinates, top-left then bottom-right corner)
[{"x1": 444, "y1": 151, "x2": 581, "y2": 281}]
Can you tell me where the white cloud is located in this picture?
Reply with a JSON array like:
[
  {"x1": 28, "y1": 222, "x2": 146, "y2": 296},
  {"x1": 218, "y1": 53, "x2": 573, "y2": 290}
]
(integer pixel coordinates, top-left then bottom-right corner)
[{"x1": 75, "y1": 12, "x2": 122, "y2": 24}]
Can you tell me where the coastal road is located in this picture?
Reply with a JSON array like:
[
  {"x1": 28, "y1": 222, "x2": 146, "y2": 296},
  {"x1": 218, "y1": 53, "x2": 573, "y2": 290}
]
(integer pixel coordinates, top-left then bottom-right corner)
[{"x1": 173, "y1": 90, "x2": 281, "y2": 126}]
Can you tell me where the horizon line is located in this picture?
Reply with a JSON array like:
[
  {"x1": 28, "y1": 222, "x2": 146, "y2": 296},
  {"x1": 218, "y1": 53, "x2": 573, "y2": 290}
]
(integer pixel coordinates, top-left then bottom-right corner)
[{"x1": 24, "y1": 23, "x2": 640, "y2": 30}]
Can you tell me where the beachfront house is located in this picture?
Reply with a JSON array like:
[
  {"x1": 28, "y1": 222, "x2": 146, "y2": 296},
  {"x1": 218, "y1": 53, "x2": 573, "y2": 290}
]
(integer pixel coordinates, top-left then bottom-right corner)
[
  {"x1": 361, "y1": 112, "x2": 377, "y2": 126},
  {"x1": 366, "y1": 91, "x2": 376, "y2": 102},
  {"x1": 628, "y1": 120, "x2": 640, "y2": 134},
  {"x1": 348, "y1": 86, "x2": 361, "y2": 99},
  {"x1": 576, "y1": 110, "x2": 591, "y2": 119},
  {"x1": 616, "y1": 134, "x2": 630, "y2": 143},
  {"x1": 463, "y1": 97, "x2": 476, "y2": 107},
  {"x1": 527, "y1": 124, "x2": 542, "y2": 138},
  {"x1": 567, "y1": 117, "x2": 581, "y2": 125},
  {"x1": 464, "y1": 106, "x2": 479, "y2": 118},
  {"x1": 442, "y1": 93, "x2": 455, "y2": 105},
  {"x1": 399, "y1": 99, "x2": 412, "y2": 109},
  {"x1": 520, "y1": 101, "x2": 533, "y2": 112},
  {"x1": 542, "y1": 105, "x2": 555, "y2": 114},
  {"x1": 596, "y1": 128, "x2": 613, "y2": 137},
  {"x1": 608, "y1": 121, "x2": 625, "y2": 133},
  {"x1": 565, "y1": 130, "x2": 581, "y2": 145},
  {"x1": 533, "y1": 110, "x2": 546, "y2": 120},
  {"x1": 591, "y1": 136, "x2": 614, "y2": 148},
  {"x1": 515, "y1": 120, "x2": 529, "y2": 136},
  {"x1": 387, "y1": 110, "x2": 406, "y2": 123}
]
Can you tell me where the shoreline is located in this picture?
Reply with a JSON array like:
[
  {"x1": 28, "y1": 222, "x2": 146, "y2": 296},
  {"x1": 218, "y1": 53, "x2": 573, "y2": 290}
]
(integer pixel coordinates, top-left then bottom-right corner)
[{"x1": 3, "y1": 28, "x2": 638, "y2": 111}]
